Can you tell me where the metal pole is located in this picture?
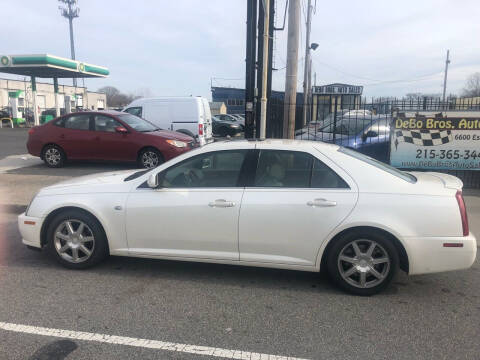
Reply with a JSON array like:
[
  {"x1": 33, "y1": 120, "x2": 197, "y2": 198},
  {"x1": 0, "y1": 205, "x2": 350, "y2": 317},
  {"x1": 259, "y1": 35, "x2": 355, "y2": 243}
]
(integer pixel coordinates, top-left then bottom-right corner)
[
  {"x1": 302, "y1": 0, "x2": 312, "y2": 127},
  {"x1": 54, "y1": 78, "x2": 60, "y2": 117},
  {"x1": 442, "y1": 49, "x2": 450, "y2": 104},
  {"x1": 244, "y1": 0, "x2": 257, "y2": 139},
  {"x1": 259, "y1": 0, "x2": 270, "y2": 139},
  {"x1": 255, "y1": 1, "x2": 265, "y2": 138},
  {"x1": 69, "y1": 12, "x2": 77, "y2": 88},
  {"x1": 31, "y1": 76, "x2": 39, "y2": 126},
  {"x1": 283, "y1": 0, "x2": 301, "y2": 139}
]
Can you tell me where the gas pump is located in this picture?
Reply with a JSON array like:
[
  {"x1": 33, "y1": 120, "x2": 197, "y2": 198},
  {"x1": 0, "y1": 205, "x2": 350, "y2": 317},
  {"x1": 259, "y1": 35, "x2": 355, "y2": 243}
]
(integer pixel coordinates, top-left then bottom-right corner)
[{"x1": 8, "y1": 90, "x2": 25, "y2": 126}]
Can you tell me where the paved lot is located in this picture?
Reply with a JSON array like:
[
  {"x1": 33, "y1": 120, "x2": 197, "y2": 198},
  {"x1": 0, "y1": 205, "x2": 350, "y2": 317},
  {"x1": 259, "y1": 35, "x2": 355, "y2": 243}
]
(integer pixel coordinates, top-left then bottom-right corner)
[{"x1": 0, "y1": 128, "x2": 479, "y2": 359}]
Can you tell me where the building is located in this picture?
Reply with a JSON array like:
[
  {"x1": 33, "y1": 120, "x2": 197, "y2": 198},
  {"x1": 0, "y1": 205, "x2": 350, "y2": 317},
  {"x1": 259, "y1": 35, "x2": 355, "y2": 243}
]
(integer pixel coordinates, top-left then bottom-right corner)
[
  {"x1": 312, "y1": 83, "x2": 363, "y2": 122},
  {"x1": 0, "y1": 77, "x2": 107, "y2": 118},
  {"x1": 211, "y1": 86, "x2": 304, "y2": 114},
  {"x1": 209, "y1": 101, "x2": 227, "y2": 115}
]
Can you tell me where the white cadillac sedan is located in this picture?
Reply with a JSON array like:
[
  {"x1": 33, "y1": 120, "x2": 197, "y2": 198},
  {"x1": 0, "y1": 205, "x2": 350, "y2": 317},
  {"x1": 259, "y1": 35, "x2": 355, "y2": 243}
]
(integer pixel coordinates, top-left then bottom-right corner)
[{"x1": 18, "y1": 140, "x2": 476, "y2": 295}]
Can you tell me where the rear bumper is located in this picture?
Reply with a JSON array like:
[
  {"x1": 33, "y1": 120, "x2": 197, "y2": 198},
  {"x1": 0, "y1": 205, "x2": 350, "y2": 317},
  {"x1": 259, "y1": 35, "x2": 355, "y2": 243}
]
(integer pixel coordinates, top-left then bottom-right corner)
[
  {"x1": 405, "y1": 233, "x2": 477, "y2": 275},
  {"x1": 18, "y1": 213, "x2": 43, "y2": 248}
]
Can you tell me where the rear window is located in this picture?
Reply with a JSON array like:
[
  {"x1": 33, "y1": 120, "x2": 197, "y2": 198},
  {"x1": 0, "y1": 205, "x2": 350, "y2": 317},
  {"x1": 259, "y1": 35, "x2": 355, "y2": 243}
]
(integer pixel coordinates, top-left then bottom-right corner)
[{"x1": 339, "y1": 147, "x2": 416, "y2": 183}]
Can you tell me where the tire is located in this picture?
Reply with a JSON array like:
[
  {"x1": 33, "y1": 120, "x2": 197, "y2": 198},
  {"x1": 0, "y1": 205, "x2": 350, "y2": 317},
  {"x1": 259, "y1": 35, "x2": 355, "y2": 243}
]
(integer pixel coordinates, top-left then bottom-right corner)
[
  {"x1": 42, "y1": 144, "x2": 66, "y2": 168},
  {"x1": 326, "y1": 231, "x2": 399, "y2": 296},
  {"x1": 138, "y1": 148, "x2": 164, "y2": 169},
  {"x1": 45, "y1": 209, "x2": 109, "y2": 269},
  {"x1": 218, "y1": 127, "x2": 228, "y2": 137}
]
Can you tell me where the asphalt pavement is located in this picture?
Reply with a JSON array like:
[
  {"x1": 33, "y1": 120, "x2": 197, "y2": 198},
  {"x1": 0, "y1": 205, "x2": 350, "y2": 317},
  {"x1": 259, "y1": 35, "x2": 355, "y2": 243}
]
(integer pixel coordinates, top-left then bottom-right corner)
[{"x1": 0, "y1": 128, "x2": 479, "y2": 360}]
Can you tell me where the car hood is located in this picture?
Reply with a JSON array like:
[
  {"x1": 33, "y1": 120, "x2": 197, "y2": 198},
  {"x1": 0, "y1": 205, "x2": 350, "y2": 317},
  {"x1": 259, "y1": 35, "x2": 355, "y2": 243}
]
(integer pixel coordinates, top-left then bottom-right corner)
[
  {"x1": 38, "y1": 170, "x2": 139, "y2": 195},
  {"x1": 143, "y1": 130, "x2": 193, "y2": 141}
]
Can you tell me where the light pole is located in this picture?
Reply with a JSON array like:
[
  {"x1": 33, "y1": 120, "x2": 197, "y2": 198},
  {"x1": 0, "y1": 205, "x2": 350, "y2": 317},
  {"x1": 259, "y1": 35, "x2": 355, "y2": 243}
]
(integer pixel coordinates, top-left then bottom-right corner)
[
  {"x1": 303, "y1": 42, "x2": 318, "y2": 126},
  {"x1": 58, "y1": 0, "x2": 80, "y2": 87}
]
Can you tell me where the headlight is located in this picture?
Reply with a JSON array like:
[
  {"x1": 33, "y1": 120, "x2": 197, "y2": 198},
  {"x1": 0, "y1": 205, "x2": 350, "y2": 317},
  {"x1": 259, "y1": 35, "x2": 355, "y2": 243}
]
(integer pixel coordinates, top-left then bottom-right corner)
[
  {"x1": 230, "y1": 124, "x2": 240, "y2": 128},
  {"x1": 166, "y1": 140, "x2": 188, "y2": 148}
]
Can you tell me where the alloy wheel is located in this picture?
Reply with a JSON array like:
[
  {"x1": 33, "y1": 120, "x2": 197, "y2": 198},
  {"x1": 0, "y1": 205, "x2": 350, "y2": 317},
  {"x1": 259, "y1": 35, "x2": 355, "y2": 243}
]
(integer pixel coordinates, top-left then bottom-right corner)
[
  {"x1": 45, "y1": 148, "x2": 62, "y2": 166},
  {"x1": 337, "y1": 239, "x2": 391, "y2": 289},
  {"x1": 53, "y1": 219, "x2": 95, "y2": 263},
  {"x1": 142, "y1": 151, "x2": 159, "y2": 168}
]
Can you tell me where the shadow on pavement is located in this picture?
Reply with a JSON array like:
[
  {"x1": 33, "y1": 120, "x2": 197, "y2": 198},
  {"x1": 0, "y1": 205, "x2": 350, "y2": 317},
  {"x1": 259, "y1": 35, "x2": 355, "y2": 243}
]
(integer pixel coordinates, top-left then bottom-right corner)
[{"x1": 5, "y1": 161, "x2": 136, "y2": 177}]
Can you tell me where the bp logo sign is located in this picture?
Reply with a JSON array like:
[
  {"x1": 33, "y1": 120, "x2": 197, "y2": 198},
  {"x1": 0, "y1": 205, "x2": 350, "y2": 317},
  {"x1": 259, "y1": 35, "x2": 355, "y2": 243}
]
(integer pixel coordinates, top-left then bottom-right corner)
[
  {"x1": 78, "y1": 63, "x2": 85, "y2": 72},
  {"x1": 1, "y1": 56, "x2": 10, "y2": 66}
]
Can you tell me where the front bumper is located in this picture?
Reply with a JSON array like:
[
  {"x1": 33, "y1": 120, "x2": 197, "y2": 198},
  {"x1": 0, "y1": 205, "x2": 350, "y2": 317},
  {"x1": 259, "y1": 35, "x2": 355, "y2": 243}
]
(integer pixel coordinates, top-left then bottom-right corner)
[
  {"x1": 405, "y1": 233, "x2": 477, "y2": 275},
  {"x1": 18, "y1": 212, "x2": 43, "y2": 248}
]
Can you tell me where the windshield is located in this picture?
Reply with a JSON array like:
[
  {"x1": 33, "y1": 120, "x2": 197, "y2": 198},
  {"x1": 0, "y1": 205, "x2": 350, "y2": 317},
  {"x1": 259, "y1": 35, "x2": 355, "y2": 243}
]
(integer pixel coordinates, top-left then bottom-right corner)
[
  {"x1": 339, "y1": 147, "x2": 417, "y2": 183},
  {"x1": 320, "y1": 118, "x2": 372, "y2": 135},
  {"x1": 117, "y1": 113, "x2": 158, "y2": 132}
]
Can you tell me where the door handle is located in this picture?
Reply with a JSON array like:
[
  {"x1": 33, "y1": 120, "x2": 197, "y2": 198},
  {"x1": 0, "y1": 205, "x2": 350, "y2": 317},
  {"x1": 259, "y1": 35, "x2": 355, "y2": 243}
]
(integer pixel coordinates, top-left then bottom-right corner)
[
  {"x1": 208, "y1": 199, "x2": 235, "y2": 208},
  {"x1": 307, "y1": 198, "x2": 337, "y2": 207},
  {"x1": 60, "y1": 134, "x2": 65, "y2": 139}
]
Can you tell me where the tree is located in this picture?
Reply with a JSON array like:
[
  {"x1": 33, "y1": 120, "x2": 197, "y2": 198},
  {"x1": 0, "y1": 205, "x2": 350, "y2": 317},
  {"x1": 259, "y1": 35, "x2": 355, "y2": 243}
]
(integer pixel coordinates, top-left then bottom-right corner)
[
  {"x1": 462, "y1": 73, "x2": 480, "y2": 97},
  {"x1": 97, "y1": 86, "x2": 134, "y2": 107}
]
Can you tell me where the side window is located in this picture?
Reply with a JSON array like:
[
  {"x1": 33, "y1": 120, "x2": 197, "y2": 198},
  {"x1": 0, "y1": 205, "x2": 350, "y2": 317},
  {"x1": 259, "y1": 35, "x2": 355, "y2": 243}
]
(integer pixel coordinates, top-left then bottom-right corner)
[
  {"x1": 254, "y1": 150, "x2": 312, "y2": 188},
  {"x1": 54, "y1": 117, "x2": 66, "y2": 127},
  {"x1": 311, "y1": 159, "x2": 349, "y2": 189},
  {"x1": 160, "y1": 150, "x2": 247, "y2": 188},
  {"x1": 94, "y1": 115, "x2": 121, "y2": 132},
  {"x1": 64, "y1": 114, "x2": 91, "y2": 130},
  {"x1": 124, "y1": 107, "x2": 142, "y2": 118}
]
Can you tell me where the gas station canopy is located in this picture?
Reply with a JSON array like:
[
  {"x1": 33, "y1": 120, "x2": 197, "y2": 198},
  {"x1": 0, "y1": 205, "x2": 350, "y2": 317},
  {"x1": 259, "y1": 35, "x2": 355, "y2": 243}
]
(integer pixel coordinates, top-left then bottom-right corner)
[
  {"x1": 0, "y1": 54, "x2": 109, "y2": 125},
  {"x1": 0, "y1": 54, "x2": 109, "y2": 78}
]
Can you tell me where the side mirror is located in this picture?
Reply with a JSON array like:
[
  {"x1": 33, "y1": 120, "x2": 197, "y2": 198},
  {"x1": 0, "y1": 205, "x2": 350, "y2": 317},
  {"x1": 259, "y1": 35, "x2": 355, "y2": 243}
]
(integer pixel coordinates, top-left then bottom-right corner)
[
  {"x1": 147, "y1": 173, "x2": 158, "y2": 188},
  {"x1": 115, "y1": 126, "x2": 128, "y2": 133},
  {"x1": 362, "y1": 130, "x2": 377, "y2": 141}
]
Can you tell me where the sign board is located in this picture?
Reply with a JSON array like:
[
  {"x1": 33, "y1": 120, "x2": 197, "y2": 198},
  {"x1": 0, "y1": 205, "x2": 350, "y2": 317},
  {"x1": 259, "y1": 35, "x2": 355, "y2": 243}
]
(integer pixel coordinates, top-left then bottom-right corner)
[
  {"x1": 390, "y1": 113, "x2": 480, "y2": 170},
  {"x1": 312, "y1": 84, "x2": 363, "y2": 95}
]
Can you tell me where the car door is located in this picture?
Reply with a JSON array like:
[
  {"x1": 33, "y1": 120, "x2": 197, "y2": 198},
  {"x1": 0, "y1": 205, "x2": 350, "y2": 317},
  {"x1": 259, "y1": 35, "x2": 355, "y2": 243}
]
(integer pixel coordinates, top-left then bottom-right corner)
[
  {"x1": 55, "y1": 113, "x2": 95, "y2": 159},
  {"x1": 357, "y1": 119, "x2": 390, "y2": 162},
  {"x1": 92, "y1": 114, "x2": 137, "y2": 161},
  {"x1": 125, "y1": 148, "x2": 252, "y2": 260},
  {"x1": 239, "y1": 148, "x2": 358, "y2": 267}
]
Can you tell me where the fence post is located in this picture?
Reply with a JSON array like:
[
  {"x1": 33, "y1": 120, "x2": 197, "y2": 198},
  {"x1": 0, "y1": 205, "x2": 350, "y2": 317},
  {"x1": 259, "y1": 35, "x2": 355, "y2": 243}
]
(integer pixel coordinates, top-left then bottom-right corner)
[{"x1": 332, "y1": 96, "x2": 338, "y2": 142}]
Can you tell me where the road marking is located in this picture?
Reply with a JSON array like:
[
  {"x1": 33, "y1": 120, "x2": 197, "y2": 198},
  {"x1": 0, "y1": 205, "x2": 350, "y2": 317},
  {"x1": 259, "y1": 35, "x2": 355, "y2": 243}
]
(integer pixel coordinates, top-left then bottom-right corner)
[{"x1": 0, "y1": 321, "x2": 309, "y2": 360}]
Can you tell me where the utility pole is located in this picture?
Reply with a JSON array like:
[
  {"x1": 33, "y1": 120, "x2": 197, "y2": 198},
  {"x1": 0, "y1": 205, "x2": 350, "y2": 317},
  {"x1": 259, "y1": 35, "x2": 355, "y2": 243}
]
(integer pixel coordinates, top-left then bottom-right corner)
[
  {"x1": 259, "y1": 0, "x2": 271, "y2": 139},
  {"x1": 302, "y1": 0, "x2": 313, "y2": 127},
  {"x1": 59, "y1": 0, "x2": 80, "y2": 87},
  {"x1": 244, "y1": 0, "x2": 257, "y2": 139},
  {"x1": 283, "y1": 0, "x2": 301, "y2": 139},
  {"x1": 442, "y1": 49, "x2": 450, "y2": 104}
]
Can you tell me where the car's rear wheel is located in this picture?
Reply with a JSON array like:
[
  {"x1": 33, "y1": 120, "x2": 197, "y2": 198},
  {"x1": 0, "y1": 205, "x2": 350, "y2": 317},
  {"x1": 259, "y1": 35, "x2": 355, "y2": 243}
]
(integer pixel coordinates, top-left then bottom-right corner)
[
  {"x1": 42, "y1": 144, "x2": 66, "y2": 168},
  {"x1": 218, "y1": 127, "x2": 228, "y2": 137},
  {"x1": 138, "y1": 148, "x2": 164, "y2": 169},
  {"x1": 46, "y1": 209, "x2": 108, "y2": 269},
  {"x1": 327, "y1": 232, "x2": 398, "y2": 295}
]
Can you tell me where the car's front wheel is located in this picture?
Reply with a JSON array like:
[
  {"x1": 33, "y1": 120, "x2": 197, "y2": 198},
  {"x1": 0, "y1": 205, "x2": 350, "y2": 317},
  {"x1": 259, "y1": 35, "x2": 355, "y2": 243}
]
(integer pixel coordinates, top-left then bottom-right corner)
[
  {"x1": 138, "y1": 148, "x2": 164, "y2": 169},
  {"x1": 327, "y1": 231, "x2": 399, "y2": 295},
  {"x1": 42, "y1": 144, "x2": 66, "y2": 168},
  {"x1": 46, "y1": 209, "x2": 109, "y2": 269}
]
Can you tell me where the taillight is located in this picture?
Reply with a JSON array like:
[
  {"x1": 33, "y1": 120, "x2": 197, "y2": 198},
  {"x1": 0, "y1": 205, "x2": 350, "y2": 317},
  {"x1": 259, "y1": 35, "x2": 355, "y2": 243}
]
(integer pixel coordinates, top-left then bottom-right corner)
[
  {"x1": 456, "y1": 190, "x2": 469, "y2": 236},
  {"x1": 28, "y1": 128, "x2": 35, "y2": 135},
  {"x1": 198, "y1": 123, "x2": 204, "y2": 136}
]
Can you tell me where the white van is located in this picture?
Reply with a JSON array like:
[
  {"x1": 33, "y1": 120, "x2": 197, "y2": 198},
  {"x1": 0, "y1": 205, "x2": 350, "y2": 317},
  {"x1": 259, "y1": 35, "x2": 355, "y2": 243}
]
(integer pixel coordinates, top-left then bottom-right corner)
[{"x1": 123, "y1": 97, "x2": 213, "y2": 146}]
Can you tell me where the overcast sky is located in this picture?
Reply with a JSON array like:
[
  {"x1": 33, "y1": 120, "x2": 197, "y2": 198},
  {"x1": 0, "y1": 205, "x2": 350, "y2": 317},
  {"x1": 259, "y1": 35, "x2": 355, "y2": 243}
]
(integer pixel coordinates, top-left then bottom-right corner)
[{"x1": 2, "y1": 0, "x2": 479, "y2": 99}]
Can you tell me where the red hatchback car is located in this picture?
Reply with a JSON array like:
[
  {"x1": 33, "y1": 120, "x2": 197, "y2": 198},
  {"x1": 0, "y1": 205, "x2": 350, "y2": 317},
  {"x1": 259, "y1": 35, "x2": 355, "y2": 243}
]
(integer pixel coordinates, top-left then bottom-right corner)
[{"x1": 27, "y1": 111, "x2": 195, "y2": 168}]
